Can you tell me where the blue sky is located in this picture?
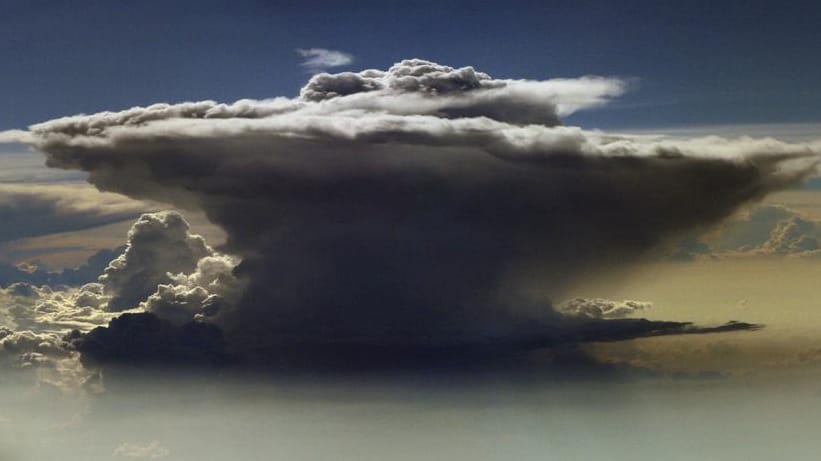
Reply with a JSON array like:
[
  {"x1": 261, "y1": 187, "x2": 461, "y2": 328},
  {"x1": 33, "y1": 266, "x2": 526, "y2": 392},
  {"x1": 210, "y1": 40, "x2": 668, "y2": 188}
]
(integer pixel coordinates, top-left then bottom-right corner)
[{"x1": 1, "y1": 0, "x2": 820, "y2": 130}]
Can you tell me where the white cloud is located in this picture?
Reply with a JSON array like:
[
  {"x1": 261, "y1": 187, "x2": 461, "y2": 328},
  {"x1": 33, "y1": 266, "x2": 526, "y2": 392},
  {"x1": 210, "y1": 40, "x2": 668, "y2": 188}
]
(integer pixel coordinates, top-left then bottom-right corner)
[
  {"x1": 99, "y1": 211, "x2": 214, "y2": 311},
  {"x1": 296, "y1": 48, "x2": 353, "y2": 72},
  {"x1": 0, "y1": 211, "x2": 237, "y2": 387},
  {"x1": 0, "y1": 129, "x2": 32, "y2": 144},
  {"x1": 142, "y1": 253, "x2": 242, "y2": 326}
]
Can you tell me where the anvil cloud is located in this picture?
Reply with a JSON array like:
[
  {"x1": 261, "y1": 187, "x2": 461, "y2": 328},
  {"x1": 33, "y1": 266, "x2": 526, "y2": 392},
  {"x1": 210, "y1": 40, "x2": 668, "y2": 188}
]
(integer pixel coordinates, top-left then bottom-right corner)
[{"x1": 6, "y1": 59, "x2": 820, "y2": 361}]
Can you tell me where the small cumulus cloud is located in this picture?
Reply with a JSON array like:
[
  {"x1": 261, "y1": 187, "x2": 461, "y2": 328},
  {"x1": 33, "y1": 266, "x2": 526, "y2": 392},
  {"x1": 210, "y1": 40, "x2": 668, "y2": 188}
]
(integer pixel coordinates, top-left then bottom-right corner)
[{"x1": 296, "y1": 48, "x2": 353, "y2": 73}]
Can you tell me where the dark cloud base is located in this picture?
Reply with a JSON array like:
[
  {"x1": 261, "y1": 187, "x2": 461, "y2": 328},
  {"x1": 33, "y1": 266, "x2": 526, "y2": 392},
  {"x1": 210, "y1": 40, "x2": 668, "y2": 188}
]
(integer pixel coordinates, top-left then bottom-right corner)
[
  {"x1": 70, "y1": 311, "x2": 760, "y2": 374},
  {"x1": 72, "y1": 313, "x2": 231, "y2": 368}
]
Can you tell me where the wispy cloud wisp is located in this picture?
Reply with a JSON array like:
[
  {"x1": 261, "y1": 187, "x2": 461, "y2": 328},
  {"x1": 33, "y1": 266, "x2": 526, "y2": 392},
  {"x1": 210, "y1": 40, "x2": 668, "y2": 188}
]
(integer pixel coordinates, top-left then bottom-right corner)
[{"x1": 296, "y1": 48, "x2": 353, "y2": 72}]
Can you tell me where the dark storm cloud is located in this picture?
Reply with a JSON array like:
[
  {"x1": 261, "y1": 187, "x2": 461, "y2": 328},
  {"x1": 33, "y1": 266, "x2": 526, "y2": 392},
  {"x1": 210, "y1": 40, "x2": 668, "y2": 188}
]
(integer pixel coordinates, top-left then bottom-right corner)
[
  {"x1": 73, "y1": 312, "x2": 229, "y2": 368},
  {"x1": 7, "y1": 59, "x2": 820, "y2": 364},
  {"x1": 70, "y1": 311, "x2": 760, "y2": 372}
]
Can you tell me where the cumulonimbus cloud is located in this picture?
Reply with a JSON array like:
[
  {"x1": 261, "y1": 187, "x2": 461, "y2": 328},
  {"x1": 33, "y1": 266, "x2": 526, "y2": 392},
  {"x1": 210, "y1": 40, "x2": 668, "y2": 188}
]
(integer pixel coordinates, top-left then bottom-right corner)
[{"x1": 5, "y1": 59, "x2": 819, "y2": 362}]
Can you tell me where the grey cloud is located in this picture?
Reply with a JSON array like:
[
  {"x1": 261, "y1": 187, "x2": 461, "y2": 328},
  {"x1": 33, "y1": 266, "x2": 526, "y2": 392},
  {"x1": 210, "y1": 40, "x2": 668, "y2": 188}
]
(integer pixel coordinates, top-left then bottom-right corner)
[
  {"x1": 298, "y1": 58, "x2": 495, "y2": 99},
  {"x1": 0, "y1": 327, "x2": 68, "y2": 365},
  {"x1": 70, "y1": 303, "x2": 760, "y2": 373},
  {"x1": 0, "y1": 282, "x2": 121, "y2": 333},
  {"x1": 668, "y1": 204, "x2": 821, "y2": 259},
  {"x1": 0, "y1": 274, "x2": 114, "y2": 389},
  {"x1": 558, "y1": 298, "x2": 652, "y2": 319},
  {"x1": 531, "y1": 319, "x2": 761, "y2": 347},
  {"x1": 7, "y1": 282, "x2": 37, "y2": 297},
  {"x1": 0, "y1": 325, "x2": 86, "y2": 392},
  {"x1": 0, "y1": 246, "x2": 123, "y2": 288},
  {"x1": 0, "y1": 130, "x2": 29, "y2": 143},
  {"x1": 0, "y1": 184, "x2": 149, "y2": 244},
  {"x1": 4, "y1": 212, "x2": 238, "y2": 329},
  {"x1": 141, "y1": 253, "x2": 242, "y2": 326},
  {"x1": 715, "y1": 205, "x2": 796, "y2": 251},
  {"x1": 9, "y1": 59, "x2": 817, "y2": 363},
  {"x1": 298, "y1": 59, "x2": 623, "y2": 124},
  {"x1": 757, "y1": 215, "x2": 818, "y2": 254},
  {"x1": 0, "y1": 210, "x2": 761, "y2": 374},
  {"x1": 0, "y1": 275, "x2": 118, "y2": 387},
  {"x1": 16, "y1": 59, "x2": 623, "y2": 135},
  {"x1": 0, "y1": 212, "x2": 239, "y2": 383},
  {"x1": 100, "y1": 212, "x2": 213, "y2": 311},
  {"x1": 0, "y1": 151, "x2": 86, "y2": 184},
  {"x1": 74, "y1": 312, "x2": 229, "y2": 367}
]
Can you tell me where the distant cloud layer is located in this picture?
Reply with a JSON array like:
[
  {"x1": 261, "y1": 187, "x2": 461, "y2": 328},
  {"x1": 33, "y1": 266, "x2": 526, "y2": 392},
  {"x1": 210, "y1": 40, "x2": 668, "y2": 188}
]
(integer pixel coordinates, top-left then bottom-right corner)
[
  {"x1": 0, "y1": 151, "x2": 86, "y2": 184},
  {"x1": 296, "y1": 48, "x2": 353, "y2": 72},
  {"x1": 0, "y1": 184, "x2": 149, "y2": 244},
  {"x1": 3, "y1": 59, "x2": 819, "y2": 370},
  {"x1": 668, "y1": 204, "x2": 821, "y2": 260}
]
